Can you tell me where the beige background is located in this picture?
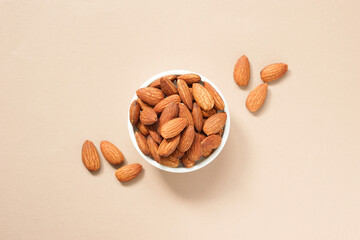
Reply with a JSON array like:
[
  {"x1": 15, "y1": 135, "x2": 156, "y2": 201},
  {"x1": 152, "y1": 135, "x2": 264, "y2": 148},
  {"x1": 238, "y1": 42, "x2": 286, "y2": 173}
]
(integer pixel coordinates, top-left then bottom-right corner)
[{"x1": 1, "y1": 0, "x2": 360, "y2": 239}]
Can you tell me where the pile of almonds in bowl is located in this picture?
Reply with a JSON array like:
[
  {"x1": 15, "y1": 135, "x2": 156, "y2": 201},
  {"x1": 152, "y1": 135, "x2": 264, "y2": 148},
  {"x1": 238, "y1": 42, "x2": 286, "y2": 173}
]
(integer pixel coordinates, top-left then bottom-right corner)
[{"x1": 128, "y1": 70, "x2": 230, "y2": 172}]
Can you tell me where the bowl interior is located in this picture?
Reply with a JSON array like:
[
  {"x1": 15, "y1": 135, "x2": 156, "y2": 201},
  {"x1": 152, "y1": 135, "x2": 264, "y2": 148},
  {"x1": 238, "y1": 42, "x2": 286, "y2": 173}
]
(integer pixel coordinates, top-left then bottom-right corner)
[{"x1": 128, "y1": 70, "x2": 230, "y2": 173}]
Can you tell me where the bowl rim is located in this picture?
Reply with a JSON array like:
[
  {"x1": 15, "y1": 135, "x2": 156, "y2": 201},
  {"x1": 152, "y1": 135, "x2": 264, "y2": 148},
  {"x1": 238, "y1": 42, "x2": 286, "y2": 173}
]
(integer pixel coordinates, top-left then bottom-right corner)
[{"x1": 128, "y1": 69, "x2": 230, "y2": 173}]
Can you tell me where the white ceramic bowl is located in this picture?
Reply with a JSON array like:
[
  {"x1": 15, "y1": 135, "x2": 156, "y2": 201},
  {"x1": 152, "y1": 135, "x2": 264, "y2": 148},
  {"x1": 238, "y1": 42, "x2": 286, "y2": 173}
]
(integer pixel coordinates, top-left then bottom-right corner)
[{"x1": 128, "y1": 70, "x2": 230, "y2": 173}]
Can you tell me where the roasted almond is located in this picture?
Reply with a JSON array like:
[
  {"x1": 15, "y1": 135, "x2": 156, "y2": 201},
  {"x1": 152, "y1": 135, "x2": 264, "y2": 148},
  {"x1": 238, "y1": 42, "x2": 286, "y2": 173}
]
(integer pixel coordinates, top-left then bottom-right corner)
[
  {"x1": 170, "y1": 148, "x2": 184, "y2": 159},
  {"x1": 158, "y1": 135, "x2": 181, "y2": 157},
  {"x1": 140, "y1": 107, "x2": 158, "y2": 125},
  {"x1": 202, "y1": 108, "x2": 217, "y2": 118},
  {"x1": 100, "y1": 141, "x2": 124, "y2": 165},
  {"x1": 180, "y1": 153, "x2": 195, "y2": 168},
  {"x1": 136, "y1": 87, "x2": 165, "y2": 106},
  {"x1": 159, "y1": 156, "x2": 179, "y2": 168},
  {"x1": 179, "y1": 103, "x2": 194, "y2": 126},
  {"x1": 201, "y1": 134, "x2": 222, "y2": 150},
  {"x1": 149, "y1": 78, "x2": 161, "y2": 88},
  {"x1": 115, "y1": 164, "x2": 142, "y2": 182},
  {"x1": 233, "y1": 55, "x2": 250, "y2": 86},
  {"x1": 192, "y1": 83, "x2": 214, "y2": 111},
  {"x1": 135, "y1": 131, "x2": 150, "y2": 156},
  {"x1": 177, "y1": 79, "x2": 193, "y2": 110},
  {"x1": 158, "y1": 102, "x2": 179, "y2": 132},
  {"x1": 147, "y1": 124, "x2": 162, "y2": 144},
  {"x1": 160, "y1": 77, "x2": 177, "y2": 96},
  {"x1": 199, "y1": 134, "x2": 212, "y2": 157},
  {"x1": 187, "y1": 133, "x2": 202, "y2": 161},
  {"x1": 177, "y1": 125, "x2": 195, "y2": 152},
  {"x1": 160, "y1": 118, "x2": 188, "y2": 139},
  {"x1": 203, "y1": 112, "x2": 227, "y2": 135},
  {"x1": 82, "y1": 140, "x2": 101, "y2": 171},
  {"x1": 260, "y1": 63, "x2": 288, "y2": 82},
  {"x1": 203, "y1": 82, "x2": 225, "y2": 111},
  {"x1": 147, "y1": 135, "x2": 161, "y2": 162},
  {"x1": 246, "y1": 83, "x2": 268, "y2": 112},
  {"x1": 136, "y1": 121, "x2": 149, "y2": 136},
  {"x1": 177, "y1": 73, "x2": 201, "y2": 85},
  {"x1": 136, "y1": 98, "x2": 151, "y2": 110},
  {"x1": 129, "y1": 100, "x2": 140, "y2": 125},
  {"x1": 192, "y1": 103, "x2": 203, "y2": 132},
  {"x1": 153, "y1": 94, "x2": 181, "y2": 113}
]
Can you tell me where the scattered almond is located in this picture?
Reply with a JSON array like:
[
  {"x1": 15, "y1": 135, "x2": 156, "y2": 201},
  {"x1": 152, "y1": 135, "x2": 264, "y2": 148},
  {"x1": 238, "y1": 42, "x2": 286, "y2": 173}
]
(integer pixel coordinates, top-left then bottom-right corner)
[
  {"x1": 82, "y1": 140, "x2": 101, "y2": 171},
  {"x1": 234, "y1": 55, "x2": 250, "y2": 86},
  {"x1": 100, "y1": 141, "x2": 124, "y2": 165},
  {"x1": 261, "y1": 63, "x2": 288, "y2": 82},
  {"x1": 246, "y1": 83, "x2": 268, "y2": 112},
  {"x1": 115, "y1": 164, "x2": 142, "y2": 182}
]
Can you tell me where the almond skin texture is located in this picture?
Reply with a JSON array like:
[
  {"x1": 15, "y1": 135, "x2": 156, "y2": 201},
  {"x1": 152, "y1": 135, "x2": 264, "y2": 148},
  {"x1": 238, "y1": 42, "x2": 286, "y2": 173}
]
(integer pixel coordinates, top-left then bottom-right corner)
[
  {"x1": 177, "y1": 125, "x2": 195, "y2": 152},
  {"x1": 136, "y1": 98, "x2": 150, "y2": 110},
  {"x1": 201, "y1": 134, "x2": 222, "y2": 150},
  {"x1": 82, "y1": 140, "x2": 101, "y2": 171},
  {"x1": 147, "y1": 124, "x2": 163, "y2": 144},
  {"x1": 202, "y1": 108, "x2": 217, "y2": 118},
  {"x1": 140, "y1": 107, "x2": 158, "y2": 125},
  {"x1": 100, "y1": 141, "x2": 124, "y2": 165},
  {"x1": 149, "y1": 75, "x2": 177, "y2": 88},
  {"x1": 192, "y1": 103, "x2": 203, "y2": 132},
  {"x1": 199, "y1": 134, "x2": 212, "y2": 157},
  {"x1": 181, "y1": 153, "x2": 195, "y2": 168},
  {"x1": 203, "y1": 82, "x2": 225, "y2": 111},
  {"x1": 135, "y1": 131, "x2": 150, "y2": 156},
  {"x1": 260, "y1": 63, "x2": 288, "y2": 82},
  {"x1": 153, "y1": 94, "x2": 181, "y2": 113},
  {"x1": 177, "y1": 73, "x2": 201, "y2": 85},
  {"x1": 160, "y1": 118, "x2": 188, "y2": 139},
  {"x1": 177, "y1": 79, "x2": 193, "y2": 110},
  {"x1": 192, "y1": 83, "x2": 215, "y2": 111},
  {"x1": 160, "y1": 77, "x2": 177, "y2": 96},
  {"x1": 158, "y1": 102, "x2": 179, "y2": 132},
  {"x1": 129, "y1": 100, "x2": 140, "y2": 125},
  {"x1": 158, "y1": 135, "x2": 181, "y2": 157},
  {"x1": 179, "y1": 103, "x2": 194, "y2": 126},
  {"x1": 246, "y1": 83, "x2": 268, "y2": 112},
  {"x1": 147, "y1": 135, "x2": 161, "y2": 162},
  {"x1": 136, "y1": 87, "x2": 165, "y2": 106},
  {"x1": 136, "y1": 121, "x2": 149, "y2": 136},
  {"x1": 203, "y1": 112, "x2": 227, "y2": 135},
  {"x1": 159, "y1": 156, "x2": 179, "y2": 168},
  {"x1": 115, "y1": 164, "x2": 142, "y2": 182},
  {"x1": 170, "y1": 148, "x2": 184, "y2": 159},
  {"x1": 187, "y1": 133, "x2": 202, "y2": 161},
  {"x1": 234, "y1": 55, "x2": 250, "y2": 86}
]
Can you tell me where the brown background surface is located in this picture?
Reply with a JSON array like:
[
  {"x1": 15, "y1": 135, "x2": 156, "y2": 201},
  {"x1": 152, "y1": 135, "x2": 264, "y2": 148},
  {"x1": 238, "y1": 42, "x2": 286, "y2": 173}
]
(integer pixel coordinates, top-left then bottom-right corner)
[{"x1": 1, "y1": 0, "x2": 360, "y2": 239}]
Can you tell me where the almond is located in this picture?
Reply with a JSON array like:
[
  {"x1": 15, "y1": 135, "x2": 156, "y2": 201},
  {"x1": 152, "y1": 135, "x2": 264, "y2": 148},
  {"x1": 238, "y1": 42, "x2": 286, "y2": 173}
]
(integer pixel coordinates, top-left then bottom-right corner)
[
  {"x1": 129, "y1": 100, "x2": 140, "y2": 125},
  {"x1": 192, "y1": 103, "x2": 203, "y2": 132},
  {"x1": 160, "y1": 77, "x2": 177, "y2": 96},
  {"x1": 136, "y1": 98, "x2": 150, "y2": 110},
  {"x1": 158, "y1": 135, "x2": 181, "y2": 157},
  {"x1": 135, "y1": 131, "x2": 150, "y2": 156},
  {"x1": 187, "y1": 133, "x2": 202, "y2": 161},
  {"x1": 180, "y1": 153, "x2": 195, "y2": 168},
  {"x1": 136, "y1": 87, "x2": 165, "y2": 106},
  {"x1": 203, "y1": 82, "x2": 225, "y2": 111},
  {"x1": 201, "y1": 134, "x2": 222, "y2": 150},
  {"x1": 202, "y1": 108, "x2": 217, "y2": 118},
  {"x1": 136, "y1": 121, "x2": 149, "y2": 136},
  {"x1": 147, "y1": 135, "x2": 161, "y2": 162},
  {"x1": 177, "y1": 73, "x2": 201, "y2": 84},
  {"x1": 177, "y1": 125, "x2": 195, "y2": 152},
  {"x1": 233, "y1": 55, "x2": 250, "y2": 86},
  {"x1": 192, "y1": 83, "x2": 214, "y2": 111},
  {"x1": 177, "y1": 79, "x2": 193, "y2": 110},
  {"x1": 159, "y1": 156, "x2": 179, "y2": 168},
  {"x1": 153, "y1": 94, "x2": 181, "y2": 113},
  {"x1": 199, "y1": 134, "x2": 212, "y2": 157},
  {"x1": 149, "y1": 75, "x2": 177, "y2": 88},
  {"x1": 140, "y1": 107, "x2": 158, "y2": 125},
  {"x1": 147, "y1": 124, "x2": 162, "y2": 144},
  {"x1": 82, "y1": 140, "x2": 101, "y2": 171},
  {"x1": 100, "y1": 141, "x2": 124, "y2": 165},
  {"x1": 218, "y1": 128, "x2": 224, "y2": 136},
  {"x1": 160, "y1": 118, "x2": 188, "y2": 139},
  {"x1": 170, "y1": 148, "x2": 185, "y2": 159},
  {"x1": 115, "y1": 164, "x2": 142, "y2": 182},
  {"x1": 246, "y1": 83, "x2": 268, "y2": 112},
  {"x1": 158, "y1": 102, "x2": 179, "y2": 132},
  {"x1": 260, "y1": 63, "x2": 288, "y2": 82},
  {"x1": 179, "y1": 103, "x2": 194, "y2": 126},
  {"x1": 203, "y1": 112, "x2": 227, "y2": 135}
]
